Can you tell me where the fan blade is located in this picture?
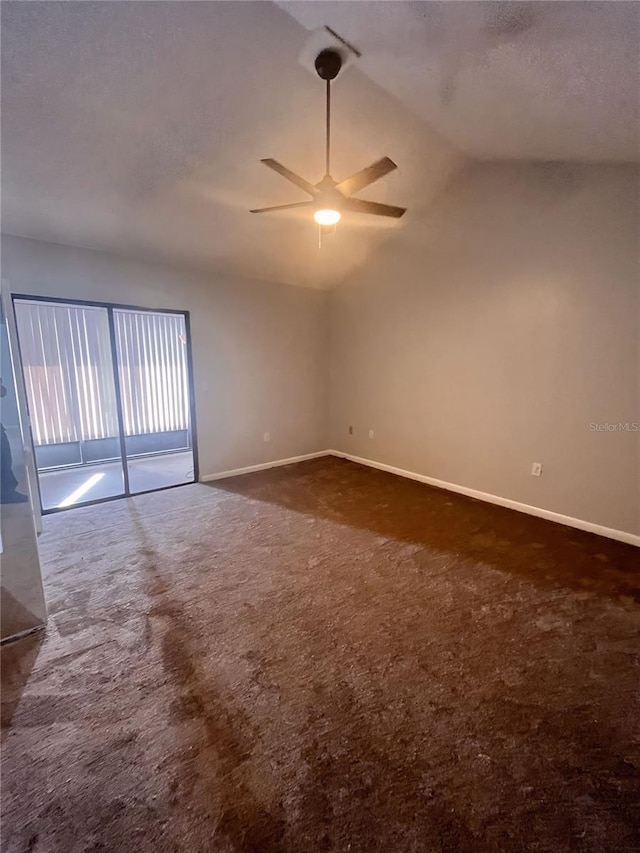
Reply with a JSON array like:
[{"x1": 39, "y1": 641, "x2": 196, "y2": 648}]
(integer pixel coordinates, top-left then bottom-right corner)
[
  {"x1": 343, "y1": 198, "x2": 406, "y2": 218},
  {"x1": 250, "y1": 201, "x2": 313, "y2": 214},
  {"x1": 261, "y1": 159, "x2": 319, "y2": 196},
  {"x1": 335, "y1": 157, "x2": 397, "y2": 197}
]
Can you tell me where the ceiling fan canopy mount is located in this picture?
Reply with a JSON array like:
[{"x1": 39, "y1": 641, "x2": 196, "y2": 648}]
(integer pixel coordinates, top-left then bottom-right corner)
[{"x1": 314, "y1": 48, "x2": 343, "y2": 81}]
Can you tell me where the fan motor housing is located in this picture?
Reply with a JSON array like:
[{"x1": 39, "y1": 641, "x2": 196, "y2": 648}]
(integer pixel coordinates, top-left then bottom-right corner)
[{"x1": 315, "y1": 185, "x2": 344, "y2": 211}]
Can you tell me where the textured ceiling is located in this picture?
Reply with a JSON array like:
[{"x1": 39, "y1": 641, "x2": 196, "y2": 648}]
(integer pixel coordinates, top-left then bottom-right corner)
[
  {"x1": 0, "y1": 1, "x2": 459, "y2": 289},
  {"x1": 2, "y1": 2, "x2": 637, "y2": 291},
  {"x1": 282, "y1": 1, "x2": 640, "y2": 163}
]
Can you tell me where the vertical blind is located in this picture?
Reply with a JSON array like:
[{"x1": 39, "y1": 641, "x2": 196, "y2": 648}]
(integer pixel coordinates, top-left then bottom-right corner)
[
  {"x1": 114, "y1": 309, "x2": 190, "y2": 436},
  {"x1": 14, "y1": 300, "x2": 190, "y2": 446},
  {"x1": 15, "y1": 301, "x2": 117, "y2": 445}
]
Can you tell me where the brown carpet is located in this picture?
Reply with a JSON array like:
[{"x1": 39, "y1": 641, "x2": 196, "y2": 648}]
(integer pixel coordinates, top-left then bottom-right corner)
[{"x1": 1, "y1": 457, "x2": 639, "y2": 852}]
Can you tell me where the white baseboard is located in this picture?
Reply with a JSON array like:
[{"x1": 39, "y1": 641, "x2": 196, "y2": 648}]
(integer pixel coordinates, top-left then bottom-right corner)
[
  {"x1": 200, "y1": 448, "x2": 638, "y2": 546},
  {"x1": 328, "y1": 450, "x2": 640, "y2": 548},
  {"x1": 200, "y1": 451, "x2": 331, "y2": 482}
]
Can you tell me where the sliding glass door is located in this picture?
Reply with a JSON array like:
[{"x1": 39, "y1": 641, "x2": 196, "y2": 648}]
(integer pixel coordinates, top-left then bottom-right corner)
[
  {"x1": 14, "y1": 300, "x2": 125, "y2": 510},
  {"x1": 12, "y1": 296, "x2": 197, "y2": 512},
  {"x1": 113, "y1": 308, "x2": 195, "y2": 494}
]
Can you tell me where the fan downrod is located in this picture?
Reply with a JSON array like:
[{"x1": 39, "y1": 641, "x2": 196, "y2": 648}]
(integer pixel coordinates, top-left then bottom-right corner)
[{"x1": 314, "y1": 49, "x2": 342, "y2": 81}]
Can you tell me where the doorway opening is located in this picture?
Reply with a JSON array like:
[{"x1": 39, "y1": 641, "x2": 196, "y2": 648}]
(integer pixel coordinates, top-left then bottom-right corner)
[{"x1": 13, "y1": 296, "x2": 198, "y2": 512}]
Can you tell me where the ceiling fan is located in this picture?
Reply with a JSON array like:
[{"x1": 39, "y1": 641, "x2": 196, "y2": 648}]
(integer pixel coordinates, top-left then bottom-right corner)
[{"x1": 250, "y1": 48, "x2": 406, "y2": 229}]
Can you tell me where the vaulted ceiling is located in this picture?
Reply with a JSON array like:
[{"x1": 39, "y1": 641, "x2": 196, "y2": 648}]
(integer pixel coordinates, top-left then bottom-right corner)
[
  {"x1": 2, "y1": 2, "x2": 637, "y2": 289},
  {"x1": 282, "y1": 1, "x2": 640, "y2": 163}
]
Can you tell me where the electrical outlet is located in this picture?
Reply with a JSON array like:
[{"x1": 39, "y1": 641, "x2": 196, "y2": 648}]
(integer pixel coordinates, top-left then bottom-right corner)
[
  {"x1": 263, "y1": 432, "x2": 270, "y2": 442},
  {"x1": 369, "y1": 429, "x2": 375, "y2": 439},
  {"x1": 531, "y1": 462, "x2": 542, "y2": 477}
]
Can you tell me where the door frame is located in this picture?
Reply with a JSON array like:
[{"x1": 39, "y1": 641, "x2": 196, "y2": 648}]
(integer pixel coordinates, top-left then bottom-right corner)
[{"x1": 11, "y1": 293, "x2": 199, "y2": 513}]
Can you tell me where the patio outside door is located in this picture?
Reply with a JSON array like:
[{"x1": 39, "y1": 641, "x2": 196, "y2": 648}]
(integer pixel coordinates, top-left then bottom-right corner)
[
  {"x1": 12, "y1": 296, "x2": 197, "y2": 512},
  {"x1": 113, "y1": 307, "x2": 195, "y2": 495}
]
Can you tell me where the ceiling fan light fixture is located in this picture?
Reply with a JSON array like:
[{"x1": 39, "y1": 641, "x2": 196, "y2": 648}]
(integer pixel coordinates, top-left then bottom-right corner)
[
  {"x1": 314, "y1": 208, "x2": 341, "y2": 226},
  {"x1": 250, "y1": 47, "x2": 406, "y2": 225}
]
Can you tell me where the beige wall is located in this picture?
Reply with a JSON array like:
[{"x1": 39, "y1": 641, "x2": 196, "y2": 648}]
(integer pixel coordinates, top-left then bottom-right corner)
[
  {"x1": 329, "y1": 163, "x2": 640, "y2": 536},
  {"x1": 3, "y1": 164, "x2": 639, "y2": 538},
  {"x1": 1, "y1": 235, "x2": 328, "y2": 477}
]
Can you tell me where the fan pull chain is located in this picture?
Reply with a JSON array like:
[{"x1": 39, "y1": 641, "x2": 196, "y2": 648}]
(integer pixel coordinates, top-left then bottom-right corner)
[{"x1": 318, "y1": 224, "x2": 338, "y2": 249}]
